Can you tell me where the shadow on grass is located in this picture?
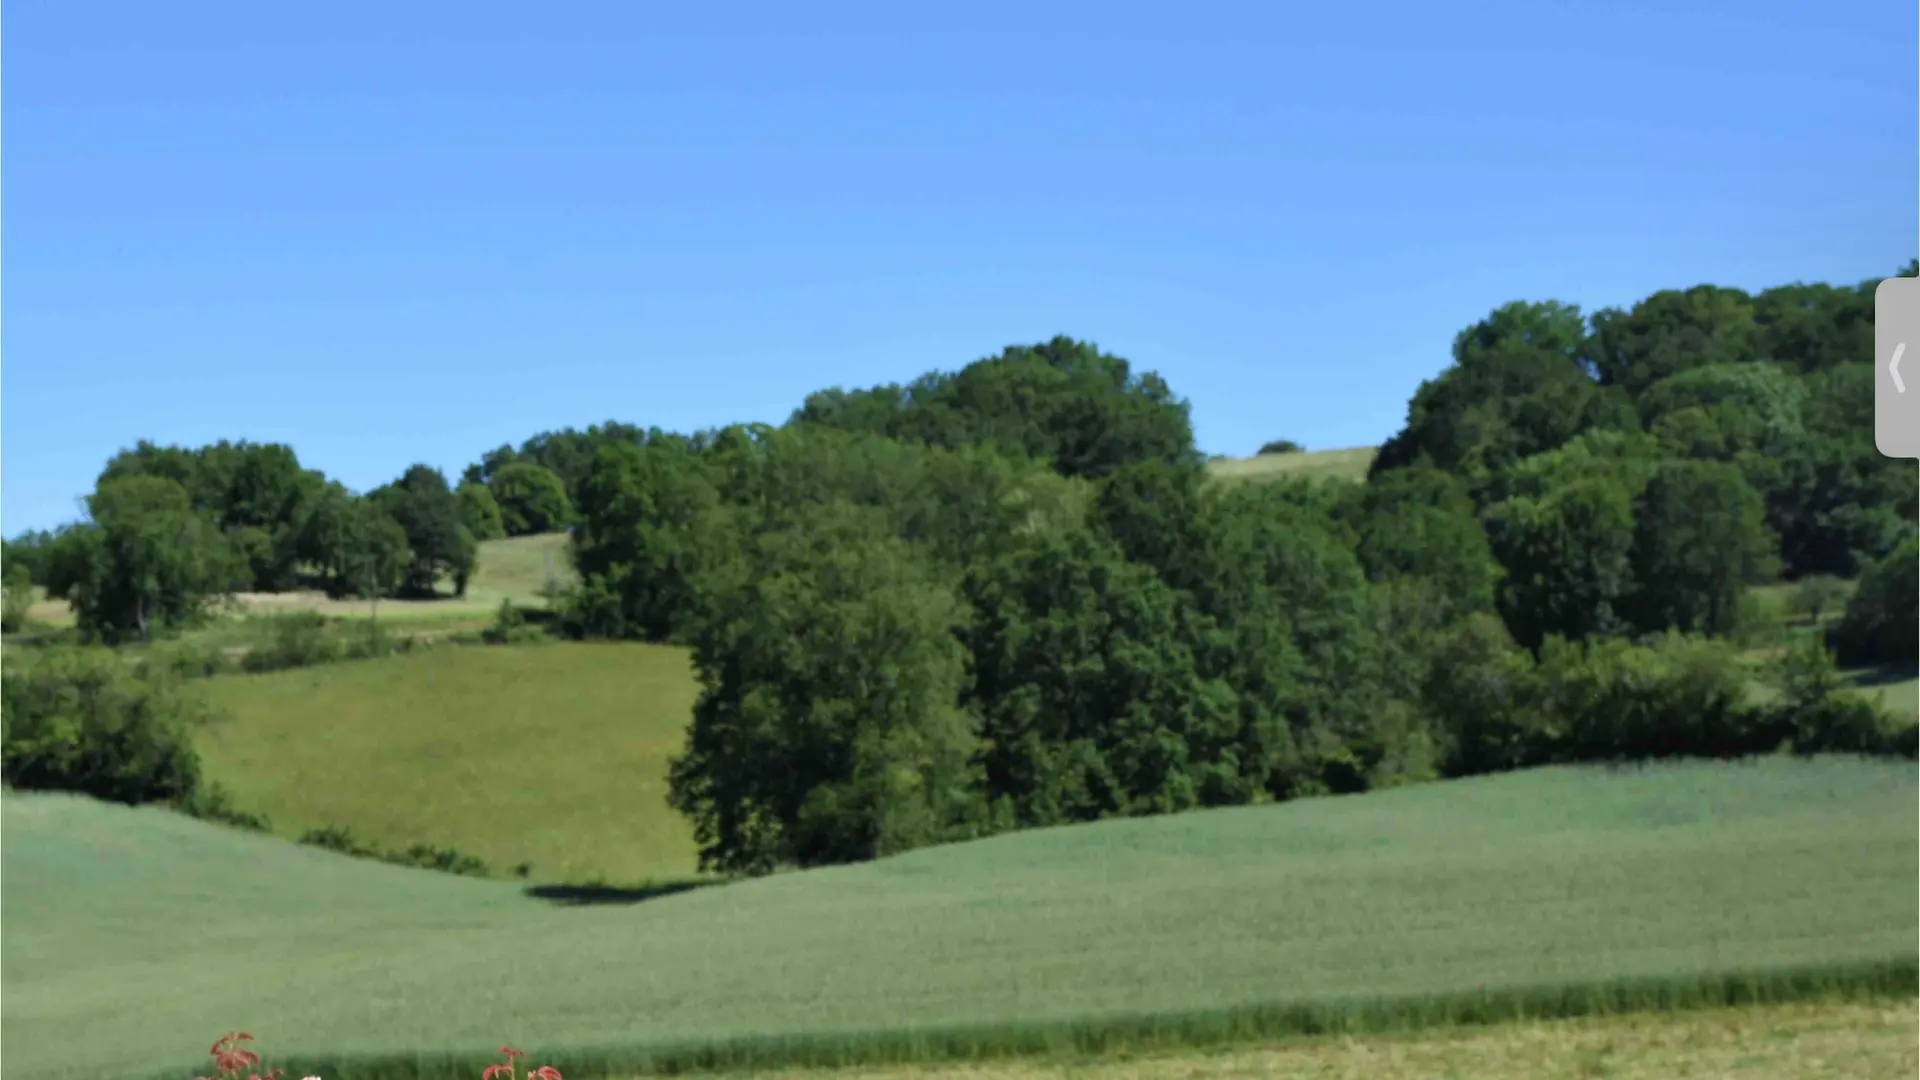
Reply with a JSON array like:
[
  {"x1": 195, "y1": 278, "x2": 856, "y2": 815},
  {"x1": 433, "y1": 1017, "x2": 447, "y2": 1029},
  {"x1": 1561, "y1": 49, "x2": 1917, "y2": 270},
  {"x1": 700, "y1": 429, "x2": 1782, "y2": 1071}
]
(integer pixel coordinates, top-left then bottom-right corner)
[
  {"x1": 523, "y1": 878, "x2": 716, "y2": 907},
  {"x1": 1845, "y1": 665, "x2": 1920, "y2": 690}
]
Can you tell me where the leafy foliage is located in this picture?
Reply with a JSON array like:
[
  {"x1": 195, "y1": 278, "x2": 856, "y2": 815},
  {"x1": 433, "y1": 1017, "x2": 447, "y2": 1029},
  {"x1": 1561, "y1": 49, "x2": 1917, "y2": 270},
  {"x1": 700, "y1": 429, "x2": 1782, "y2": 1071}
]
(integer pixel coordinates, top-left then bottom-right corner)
[
  {"x1": 2, "y1": 558, "x2": 34, "y2": 633},
  {"x1": 43, "y1": 476, "x2": 243, "y2": 643},
  {"x1": 792, "y1": 336, "x2": 1202, "y2": 481},
  {"x1": 667, "y1": 503, "x2": 987, "y2": 874},
  {"x1": 371, "y1": 465, "x2": 474, "y2": 598},
  {"x1": 1830, "y1": 536, "x2": 1919, "y2": 669},
  {"x1": 10, "y1": 265, "x2": 1914, "y2": 880},
  {"x1": 456, "y1": 480, "x2": 507, "y2": 542},
  {"x1": 488, "y1": 461, "x2": 574, "y2": 536},
  {"x1": 1, "y1": 647, "x2": 210, "y2": 805}
]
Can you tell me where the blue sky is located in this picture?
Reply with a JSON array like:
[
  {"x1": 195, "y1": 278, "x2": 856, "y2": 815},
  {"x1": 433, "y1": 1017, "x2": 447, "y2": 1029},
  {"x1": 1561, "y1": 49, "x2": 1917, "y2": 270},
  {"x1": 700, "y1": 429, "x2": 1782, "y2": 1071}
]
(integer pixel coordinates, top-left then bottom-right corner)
[{"x1": 4, "y1": 0, "x2": 1914, "y2": 534}]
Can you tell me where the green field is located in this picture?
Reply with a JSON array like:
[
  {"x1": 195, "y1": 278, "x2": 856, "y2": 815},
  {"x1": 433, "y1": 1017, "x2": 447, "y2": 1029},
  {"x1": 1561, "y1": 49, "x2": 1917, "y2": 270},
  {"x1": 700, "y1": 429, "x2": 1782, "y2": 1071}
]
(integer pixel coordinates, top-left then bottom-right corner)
[
  {"x1": 1205, "y1": 446, "x2": 1377, "y2": 485},
  {"x1": 3, "y1": 757, "x2": 1913, "y2": 1080},
  {"x1": 195, "y1": 642, "x2": 703, "y2": 885}
]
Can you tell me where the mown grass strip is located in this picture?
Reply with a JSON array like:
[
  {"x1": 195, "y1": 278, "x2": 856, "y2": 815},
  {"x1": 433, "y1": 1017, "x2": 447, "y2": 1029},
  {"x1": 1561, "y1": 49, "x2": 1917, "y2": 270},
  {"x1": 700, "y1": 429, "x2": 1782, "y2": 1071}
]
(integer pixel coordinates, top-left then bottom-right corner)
[{"x1": 138, "y1": 958, "x2": 1917, "y2": 1080}]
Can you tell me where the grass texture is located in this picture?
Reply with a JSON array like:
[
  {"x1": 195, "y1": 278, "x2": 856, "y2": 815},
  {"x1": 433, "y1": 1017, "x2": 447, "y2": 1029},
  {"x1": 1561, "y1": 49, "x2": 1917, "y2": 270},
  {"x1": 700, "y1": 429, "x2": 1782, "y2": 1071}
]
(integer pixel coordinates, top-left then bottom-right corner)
[
  {"x1": 734, "y1": 998, "x2": 1919, "y2": 1080},
  {"x1": 1205, "y1": 446, "x2": 1377, "y2": 485},
  {"x1": 2, "y1": 757, "x2": 1912, "y2": 1080},
  {"x1": 194, "y1": 642, "x2": 704, "y2": 884}
]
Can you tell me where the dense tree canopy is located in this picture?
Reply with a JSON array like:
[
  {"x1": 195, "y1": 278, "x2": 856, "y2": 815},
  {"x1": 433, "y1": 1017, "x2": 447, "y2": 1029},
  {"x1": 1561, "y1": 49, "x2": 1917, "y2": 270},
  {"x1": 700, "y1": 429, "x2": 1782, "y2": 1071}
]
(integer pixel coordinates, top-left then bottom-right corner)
[
  {"x1": 11, "y1": 268, "x2": 1915, "y2": 874},
  {"x1": 370, "y1": 465, "x2": 475, "y2": 598},
  {"x1": 791, "y1": 336, "x2": 1202, "y2": 481}
]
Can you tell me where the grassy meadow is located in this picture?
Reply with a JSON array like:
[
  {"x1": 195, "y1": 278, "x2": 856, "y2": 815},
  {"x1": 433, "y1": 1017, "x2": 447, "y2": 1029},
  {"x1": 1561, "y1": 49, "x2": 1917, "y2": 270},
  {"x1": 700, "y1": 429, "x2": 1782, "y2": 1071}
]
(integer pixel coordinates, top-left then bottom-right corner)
[
  {"x1": 195, "y1": 642, "x2": 703, "y2": 885},
  {"x1": 1205, "y1": 446, "x2": 1377, "y2": 485},
  {"x1": 2, "y1": 757, "x2": 1913, "y2": 1080}
]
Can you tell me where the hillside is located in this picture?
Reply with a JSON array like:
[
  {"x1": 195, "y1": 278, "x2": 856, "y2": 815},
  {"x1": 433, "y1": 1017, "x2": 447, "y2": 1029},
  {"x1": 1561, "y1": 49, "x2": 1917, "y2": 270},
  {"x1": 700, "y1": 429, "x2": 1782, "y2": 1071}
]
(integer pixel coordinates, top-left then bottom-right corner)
[
  {"x1": 194, "y1": 642, "x2": 702, "y2": 884},
  {"x1": 1204, "y1": 445, "x2": 1377, "y2": 484},
  {"x1": 4, "y1": 757, "x2": 1913, "y2": 1080}
]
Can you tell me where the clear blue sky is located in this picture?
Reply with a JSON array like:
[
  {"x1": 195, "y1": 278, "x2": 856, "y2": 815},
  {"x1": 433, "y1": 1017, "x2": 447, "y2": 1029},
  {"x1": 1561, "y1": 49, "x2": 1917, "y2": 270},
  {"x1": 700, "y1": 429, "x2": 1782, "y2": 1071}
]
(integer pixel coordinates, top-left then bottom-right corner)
[{"x1": 5, "y1": 0, "x2": 1914, "y2": 535}]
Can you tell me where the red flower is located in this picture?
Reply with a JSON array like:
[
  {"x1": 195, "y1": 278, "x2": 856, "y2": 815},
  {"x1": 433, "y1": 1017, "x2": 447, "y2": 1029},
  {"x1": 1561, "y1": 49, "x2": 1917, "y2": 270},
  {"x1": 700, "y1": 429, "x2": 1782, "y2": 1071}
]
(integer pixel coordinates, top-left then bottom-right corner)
[
  {"x1": 531, "y1": 1066, "x2": 562, "y2": 1080},
  {"x1": 499, "y1": 1047, "x2": 526, "y2": 1060}
]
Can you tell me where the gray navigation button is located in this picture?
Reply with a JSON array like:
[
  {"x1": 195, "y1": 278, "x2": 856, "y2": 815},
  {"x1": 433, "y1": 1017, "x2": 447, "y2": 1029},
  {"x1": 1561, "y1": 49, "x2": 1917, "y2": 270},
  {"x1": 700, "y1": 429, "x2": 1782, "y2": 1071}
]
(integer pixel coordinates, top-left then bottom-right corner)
[{"x1": 1875, "y1": 276, "x2": 1920, "y2": 459}]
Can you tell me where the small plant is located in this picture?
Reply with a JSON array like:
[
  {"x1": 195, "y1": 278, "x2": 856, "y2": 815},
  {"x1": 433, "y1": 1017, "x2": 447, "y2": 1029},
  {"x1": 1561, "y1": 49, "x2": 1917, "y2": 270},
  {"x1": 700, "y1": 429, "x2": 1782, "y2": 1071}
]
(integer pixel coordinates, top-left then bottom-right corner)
[
  {"x1": 484, "y1": 1045, "x2": 561, "y2": 1080},
  {"x1": 193, "y1": 1032, "x2": 317, "y2": 1080},
  {"x1": 242, "y1": 612, "x2": 340, "y2": 673},
  {"x1": 298, "y1": 823, "x2": 492, "y2": 878},
  {"x1": 191, "y1": 1034, "x2": 558, "y2": 1080},
  {"x1": 483, "y1": 599, "x2": 549, "y2": 645}
]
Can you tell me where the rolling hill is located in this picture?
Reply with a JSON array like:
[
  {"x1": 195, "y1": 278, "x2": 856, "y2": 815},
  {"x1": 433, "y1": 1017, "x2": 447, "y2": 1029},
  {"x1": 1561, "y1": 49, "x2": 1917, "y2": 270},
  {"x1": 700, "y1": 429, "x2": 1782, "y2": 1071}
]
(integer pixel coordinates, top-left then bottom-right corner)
[
  {"x1": 1205, "y1": 446, "x2": 1377, "y2": 484},
  {"x1": 3, "y1": 756, "x2": 1913, "y2": 1080}
]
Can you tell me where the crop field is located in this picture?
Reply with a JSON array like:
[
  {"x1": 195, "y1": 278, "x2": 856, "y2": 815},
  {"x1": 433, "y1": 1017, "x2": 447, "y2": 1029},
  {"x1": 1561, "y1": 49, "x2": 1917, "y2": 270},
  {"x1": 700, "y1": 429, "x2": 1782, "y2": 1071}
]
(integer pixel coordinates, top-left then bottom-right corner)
[
  {"x1": 1205, "y1": 446, "x2": 1377, "y2": 485},
  {"x1": 3, "y1": 756, "x2": 1913, "y2": 1080},
  {"x1": 194, "y1": 642, "x2": 703, "y2": 885}
]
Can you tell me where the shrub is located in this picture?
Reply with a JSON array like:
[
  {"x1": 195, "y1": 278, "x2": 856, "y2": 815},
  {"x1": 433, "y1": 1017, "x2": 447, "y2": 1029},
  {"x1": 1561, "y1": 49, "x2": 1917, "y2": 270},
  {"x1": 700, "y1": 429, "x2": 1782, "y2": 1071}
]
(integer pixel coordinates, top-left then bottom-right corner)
[
  {"x1": 1536, "y1": 632, "x2": 1774, "y2": 762},
  {"x1": 2, "y1": 559, "x2": 33, "y2": 633},
  {"x1": 174, "y1": 779, "x2": 272, "y2": 832},
  {"x1": 144, "y1": 638, "x2": 235, "y2": 680},
  {"x1": 0, "y1": 646, "x2": 209, "y2": 805},
  {"x1": 1761, "y1": 636, "x2": 1903, "y2": 755},
  {"x1": 298, "y1": 823, "x2": 492, "y2": 877},
  {"x1": 241, "y1": 612, "x2": 340, "y2": 673},
  {"x1": 1256, "y1": 439, "x2": 1304, "y2": 456},
  {"x1": 339, "y1": 617, "x2": 412, "y2": 661},
  {"x1": 482, "y1": 600, "x2": 549, "y2": 645}
]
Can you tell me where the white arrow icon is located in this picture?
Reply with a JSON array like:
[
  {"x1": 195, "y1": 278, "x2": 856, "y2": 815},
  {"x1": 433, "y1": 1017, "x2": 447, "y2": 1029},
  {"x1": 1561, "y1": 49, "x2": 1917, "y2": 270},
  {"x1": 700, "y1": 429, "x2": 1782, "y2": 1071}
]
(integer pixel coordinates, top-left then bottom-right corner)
[{"x1": 1893, "y1": 342, "x2": 1907, "y2": 394}]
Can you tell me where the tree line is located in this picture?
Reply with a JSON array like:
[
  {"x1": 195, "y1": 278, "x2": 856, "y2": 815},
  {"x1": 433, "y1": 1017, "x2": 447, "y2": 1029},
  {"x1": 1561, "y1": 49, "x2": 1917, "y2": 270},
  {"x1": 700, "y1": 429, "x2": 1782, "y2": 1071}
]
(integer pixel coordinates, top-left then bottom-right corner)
[{"x1": 4, "y1": 267, "x2": 1916, "y2": 875}]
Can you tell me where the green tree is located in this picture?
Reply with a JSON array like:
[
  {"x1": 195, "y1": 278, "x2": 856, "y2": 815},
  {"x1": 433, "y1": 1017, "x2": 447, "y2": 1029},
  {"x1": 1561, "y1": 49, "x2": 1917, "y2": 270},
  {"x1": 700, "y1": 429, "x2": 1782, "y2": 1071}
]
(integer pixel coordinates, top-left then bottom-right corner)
[
  {"x1": 1587, "y1": 285, "x2": 1763, "y2": 394},
  {"x1": 4, "y1": 529, "x2": 59, "y2": 585},
  {"x1": 1256, "y1": 439, "x2": 1303, "y2": 455},
  {"x1": 1370, "y1": 303, "x2": 1631, "y2": 491},
  {"x1": 2, "y1": 559, "x2": 34, "y2": 633},
  {"x1": 488, "y1": 461, "x2": 574, "y2": 536},
  {"x1": 1339, "y1": 465, "x2": 1500, "y2": 622},
  {"x1": 1476, "y1": 432, "x2": 1660, "y2": 650},
  {"x1": 1753, "y1": 281, "x2": 1874, "y2": 373},
  {"x1": 1420, "y1": 612, "x2": 1543, "y2": 775},
  {"x1": 1623, "y1": 459, "x2": 1776, "y2": 638},
  {"x1": 456, "y1": 481, "x2": 507, "y2": 541},
  {"x1": 1194, "y1": 484, "x2": 1412, "y2": 796},
  {"x1": 962, "y1": 524, "x2": 1242, "y2": 825},
  {"x1": 792, "y1": 336, "x2": 1202, "y2": 481},
  {"x1": 291, "y1": 483, "x2": 412, "y2": 600},
  {"x1": 1790, "y1": 574, "x2": 1849, "y2": 627},
  {"x1": 667, "y1": 503, "x2": 985, "y2": 875},
  {"x1": 1830, "y1": 535, "x2": 1919, "y2": 669},
  {"x1": 98, "y1": 439, "x2": 323, "y2": 591},
  {"x1": 43, "y1": 476, "x2": 241, "y2": 643},
  {"x1": 371, "y1": 465, "x2": 471, "y2": 598},
  {"x1": 563, "y1": 442, "x2": 727, "y2": 642},
  {"x1": 1482, "y1": 477, "x2": 1638, "y2": 651}
]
